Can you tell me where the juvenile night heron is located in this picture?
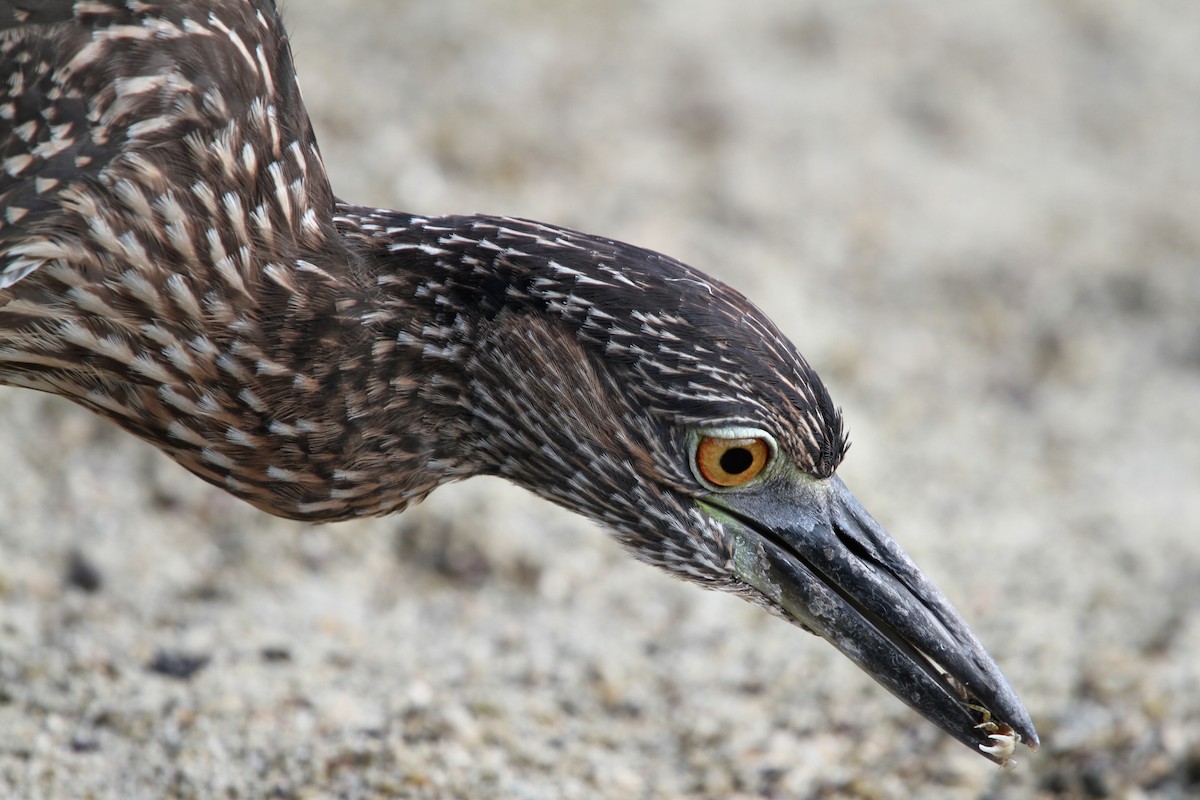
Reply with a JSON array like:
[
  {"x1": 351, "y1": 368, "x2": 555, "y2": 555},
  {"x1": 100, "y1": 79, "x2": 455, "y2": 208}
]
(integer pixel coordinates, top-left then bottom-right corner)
[{"x1": 0, "y1": 0, "x2": 1037, "y2": 763}]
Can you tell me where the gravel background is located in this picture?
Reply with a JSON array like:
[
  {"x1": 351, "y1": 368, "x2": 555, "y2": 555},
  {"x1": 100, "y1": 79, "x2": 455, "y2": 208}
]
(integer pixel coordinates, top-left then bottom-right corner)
[{"x1": 2, "y1": 1, "x2": 1199, "y2": 798}]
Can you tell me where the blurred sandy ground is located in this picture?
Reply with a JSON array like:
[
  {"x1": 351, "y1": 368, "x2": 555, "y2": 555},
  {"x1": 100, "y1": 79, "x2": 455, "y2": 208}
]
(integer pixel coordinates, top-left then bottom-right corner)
[{"x1": 1, "y1": 1, "x2": 1198, "y2": 797}]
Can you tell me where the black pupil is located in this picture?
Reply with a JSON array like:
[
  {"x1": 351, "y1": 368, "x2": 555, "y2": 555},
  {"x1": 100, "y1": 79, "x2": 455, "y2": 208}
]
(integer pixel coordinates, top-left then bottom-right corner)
[{"x1": 720, "y1": 447, "x2": 754, "y2": 475}]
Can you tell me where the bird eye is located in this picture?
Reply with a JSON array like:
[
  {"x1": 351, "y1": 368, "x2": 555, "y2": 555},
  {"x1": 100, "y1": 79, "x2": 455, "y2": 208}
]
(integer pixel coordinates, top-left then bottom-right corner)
[{"x1": 695, "y1": 436, "x2": 770, "y2": 488}]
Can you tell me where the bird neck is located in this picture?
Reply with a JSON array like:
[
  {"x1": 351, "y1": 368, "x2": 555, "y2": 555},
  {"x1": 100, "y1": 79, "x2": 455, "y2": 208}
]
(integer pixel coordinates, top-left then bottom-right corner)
[
  {"x1": 348, "y1": 221, "x2": 657, "y2": 525},
  {"x1": 331, "y1": 208, "x2": 673, "y2": 531}
]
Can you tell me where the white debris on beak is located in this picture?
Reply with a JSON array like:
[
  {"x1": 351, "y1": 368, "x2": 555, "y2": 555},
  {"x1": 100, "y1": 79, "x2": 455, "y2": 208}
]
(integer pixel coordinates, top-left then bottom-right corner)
[
  {"x1": 970, "y1": 703, "x2": 1021, "y2": 768},
  {"x1": 979, "y1": 726, "x2": 1020, "y2": 767}
]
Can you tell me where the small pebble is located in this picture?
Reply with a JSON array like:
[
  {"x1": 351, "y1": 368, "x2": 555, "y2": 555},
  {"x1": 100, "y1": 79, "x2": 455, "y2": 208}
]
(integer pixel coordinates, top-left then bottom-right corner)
[{"x1": 146, "y1": 650, "x2": 210, "y2": 680}]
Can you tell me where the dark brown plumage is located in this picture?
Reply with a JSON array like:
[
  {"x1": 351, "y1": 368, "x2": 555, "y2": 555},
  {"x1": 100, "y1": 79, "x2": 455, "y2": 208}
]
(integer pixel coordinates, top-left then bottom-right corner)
[{"x1": 0, "y1": 0, "x2": 1037, "y2": 763}]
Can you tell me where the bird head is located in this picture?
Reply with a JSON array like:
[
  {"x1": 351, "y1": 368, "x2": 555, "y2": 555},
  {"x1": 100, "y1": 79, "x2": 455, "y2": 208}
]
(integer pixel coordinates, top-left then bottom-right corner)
[{"x1": 377, "y1": 213, "x2": 1039, "y2": 763}]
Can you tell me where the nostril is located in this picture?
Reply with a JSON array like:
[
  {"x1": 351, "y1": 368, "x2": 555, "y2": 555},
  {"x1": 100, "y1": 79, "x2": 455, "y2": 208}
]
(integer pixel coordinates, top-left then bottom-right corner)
[{"x1": 834, "y1": 520, "x2": 875, "y2": 566}]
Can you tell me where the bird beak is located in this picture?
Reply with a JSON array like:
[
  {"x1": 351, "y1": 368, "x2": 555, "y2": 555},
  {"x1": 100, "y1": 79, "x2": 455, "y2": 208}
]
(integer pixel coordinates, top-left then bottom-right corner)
[{"x1": 705, "y1": 474, "x2": 1039, "y2": 764}]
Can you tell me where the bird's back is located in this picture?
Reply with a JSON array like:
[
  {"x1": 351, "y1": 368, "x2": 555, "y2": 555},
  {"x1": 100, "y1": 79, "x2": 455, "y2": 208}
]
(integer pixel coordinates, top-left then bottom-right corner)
[
  {"x1": 0, "y1": 0, "x2": 384, "y2": 516},
  {"x1": 0, "y1": 0, "x2": 338, "y2": 288}
]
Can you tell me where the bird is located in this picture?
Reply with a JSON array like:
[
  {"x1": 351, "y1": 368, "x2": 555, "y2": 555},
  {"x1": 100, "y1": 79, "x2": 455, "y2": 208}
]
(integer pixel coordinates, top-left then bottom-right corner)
[{"x1": 0, "y1": 0, "x2": 1037, "y2": 764}]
